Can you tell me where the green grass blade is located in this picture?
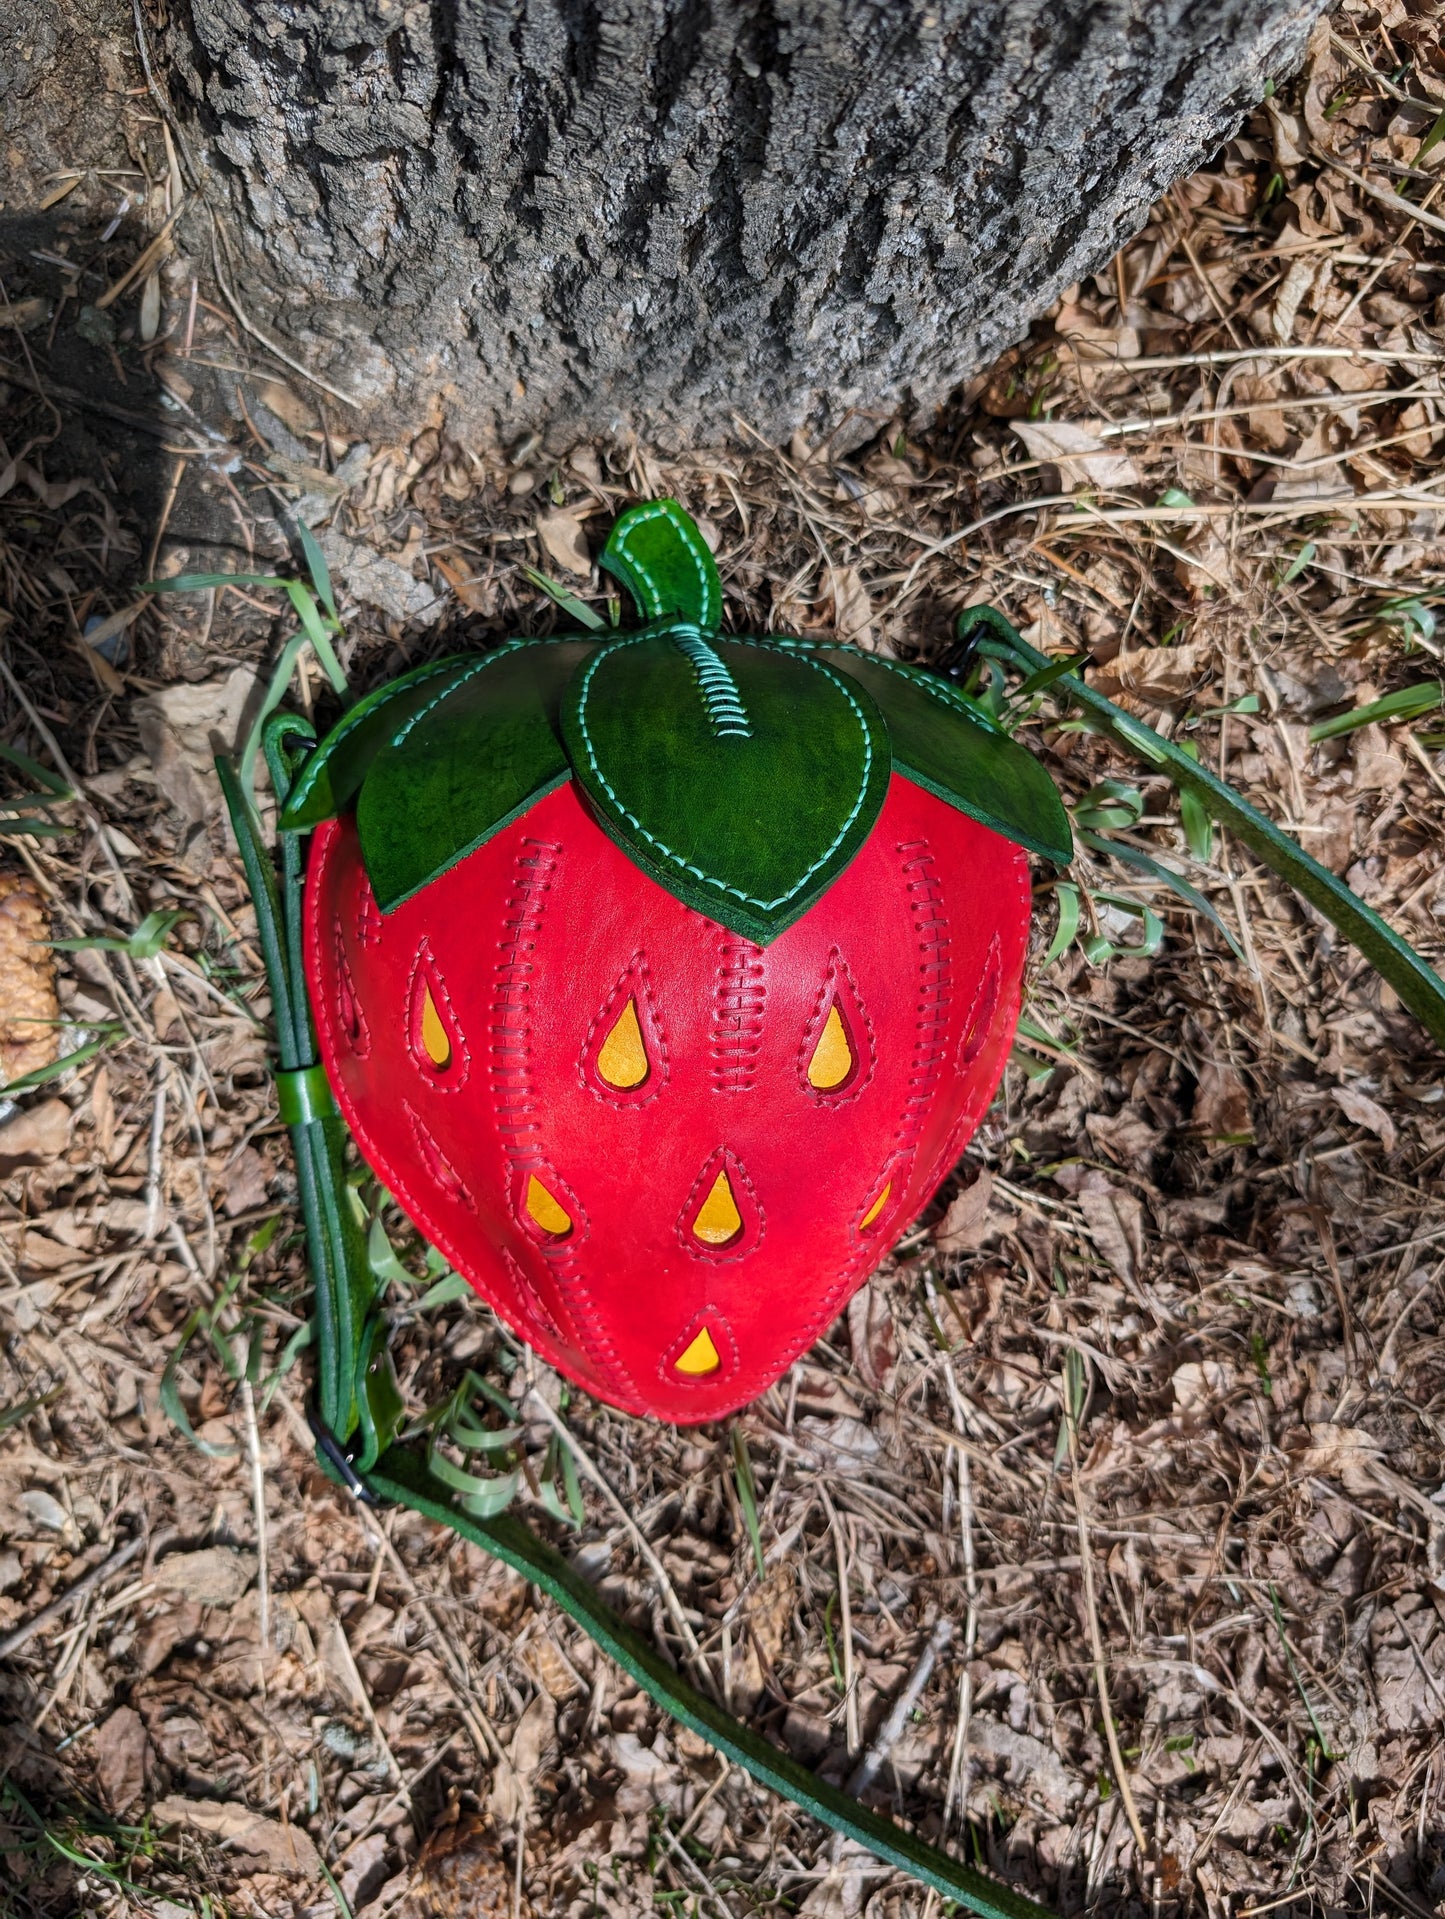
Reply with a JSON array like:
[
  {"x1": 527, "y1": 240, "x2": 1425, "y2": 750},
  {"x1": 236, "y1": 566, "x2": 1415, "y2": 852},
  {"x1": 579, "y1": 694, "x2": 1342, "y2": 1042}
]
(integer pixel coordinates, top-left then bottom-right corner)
[
  {"x1": 1309, "y1": 681, "x2": 1442, "y2": 742},
  {"x1": 972, "y1": 622, "x2": 1445, "y2": 1050},
  {"x1": 1079, "y1": 830, "x2": 1244, "y2": 960},
  {"x1": 297, "y1": 520, "x2": 338, "y2": 621},
  {"x1": 0, "y1": 1025, "x2": 125, "y2": 1098},
  {"x1": 522, "y1": 565, "x2": 607, "y2": 631},
  {"x1": 731, "y1": 1424, "x2": 766, "y2": 1582},
  {"x1": 0, "y1": 738, "x2": 71, "y2": 796},
  {"x1": 1042, "y1": 881, "x2": 1081, "y2": 966},
  {"x1": 284, "y1": 581, "x2": 349, "y2": 695},
  {"x1": 0, "y1": 816, "x2": 71, "y2": 838},
  {"x1": 142, "y1": 571, "x2": 288, "y2": 593}
]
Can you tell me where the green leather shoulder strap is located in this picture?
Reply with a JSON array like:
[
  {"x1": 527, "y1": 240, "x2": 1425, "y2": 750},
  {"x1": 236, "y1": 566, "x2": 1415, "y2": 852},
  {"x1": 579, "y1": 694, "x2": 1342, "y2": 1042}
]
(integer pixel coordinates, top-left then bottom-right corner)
[{"x1": 216, "y1": 713, "x2": 1058, "y2": 1919}]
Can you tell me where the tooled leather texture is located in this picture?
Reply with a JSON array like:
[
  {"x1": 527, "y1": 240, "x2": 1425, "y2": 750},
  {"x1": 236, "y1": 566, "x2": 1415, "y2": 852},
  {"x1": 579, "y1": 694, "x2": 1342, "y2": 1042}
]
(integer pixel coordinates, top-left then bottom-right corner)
[{"x1": 306, "y1": 773, "x2": 1030, "y2": 1424}]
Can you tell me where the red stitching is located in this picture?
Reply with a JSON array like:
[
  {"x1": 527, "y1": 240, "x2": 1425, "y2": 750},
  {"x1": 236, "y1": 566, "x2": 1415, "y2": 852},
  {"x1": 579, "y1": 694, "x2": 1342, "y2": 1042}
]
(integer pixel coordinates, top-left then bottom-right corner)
[
  {"x1": 891, "y1": 838, "x2": 952, "y2": 1160},
  {"x1": 577, "y1": 948, "x2": 671, "y2": 1108},
  {"x1": 709, "y1": 933, "x2": 766, "y2": 1094},
  {"x1": 794, "y1": 945, "x2": 876, "y2": 1105},
  {"x1": 488, "y1": 837, "x2": 638, "y2": 1401},
  {"x1": 333, "y1": 914, "x2": 371, "y2": 1059},
  {"x1": 405, "y1": 936, "x2": 471, "y2": 1091},
  {"x1": 404, "y1": 1100, "x2": 474, "y2": 1209},
  {"x1": 673, "y1": 1145, "x2": 765, "y2": 1264}
]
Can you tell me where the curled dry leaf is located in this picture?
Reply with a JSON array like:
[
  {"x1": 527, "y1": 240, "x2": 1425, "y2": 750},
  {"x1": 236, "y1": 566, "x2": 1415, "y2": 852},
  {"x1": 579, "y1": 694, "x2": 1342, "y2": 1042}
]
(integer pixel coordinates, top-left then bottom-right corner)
[
  {"x1": 1333, "y1": 1083, "x2": 1398, "y2": 1152},
  {"x1": 534, "y1": 508, "x2": 591, "y2": 577},
  {"x1": 0, "y1": 876, "x2": 58, "y2": 1084}
]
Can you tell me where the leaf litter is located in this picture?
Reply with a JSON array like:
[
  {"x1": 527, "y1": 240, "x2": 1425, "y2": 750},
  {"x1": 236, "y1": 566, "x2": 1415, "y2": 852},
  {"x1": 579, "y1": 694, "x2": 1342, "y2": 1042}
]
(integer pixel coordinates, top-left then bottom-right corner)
[{"x1": 6, "y1": 2, "x2": 1445, "y2": 1914}]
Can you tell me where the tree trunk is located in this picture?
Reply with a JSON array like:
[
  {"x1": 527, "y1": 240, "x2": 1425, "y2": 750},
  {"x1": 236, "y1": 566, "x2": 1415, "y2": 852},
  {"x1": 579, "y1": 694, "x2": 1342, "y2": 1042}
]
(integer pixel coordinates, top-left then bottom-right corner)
[{"x1": 163, "y1": 1, "x2": 1322, "y2": 443}]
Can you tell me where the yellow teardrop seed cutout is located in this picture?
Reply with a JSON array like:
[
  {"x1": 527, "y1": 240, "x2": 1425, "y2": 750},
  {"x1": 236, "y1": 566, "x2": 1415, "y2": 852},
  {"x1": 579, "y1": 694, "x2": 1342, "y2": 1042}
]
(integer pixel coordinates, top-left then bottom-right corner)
[
  {"x1": 596, "y1": 997, "x2": 649, "y2": 1088},
  {"x1": 674, "y1": 1326, "x2": 721, "y2": 1376},
  {"x1": 860, "y1": 1180, "x2": 892, "y2": 1230},
  {"x1": 692, "y1": 1169, "x2": 742, "y2": 1246},
  {"x1": 525, "y1": 1174, "x2": 572, "y2": 1237},
  {"x1": 807, "y1": 1003, "x2": 854, "y2": 1090},
  {"x1": 420, "y1": 985, "x2": 451, "y2": 1067}
]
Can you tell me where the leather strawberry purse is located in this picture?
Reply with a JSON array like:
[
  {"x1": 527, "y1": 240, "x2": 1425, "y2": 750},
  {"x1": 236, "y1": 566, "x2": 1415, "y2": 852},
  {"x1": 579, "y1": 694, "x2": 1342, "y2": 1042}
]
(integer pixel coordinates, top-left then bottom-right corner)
[{"x1": 282, "y1": 500, "x2": 1071, "y2": 1423}]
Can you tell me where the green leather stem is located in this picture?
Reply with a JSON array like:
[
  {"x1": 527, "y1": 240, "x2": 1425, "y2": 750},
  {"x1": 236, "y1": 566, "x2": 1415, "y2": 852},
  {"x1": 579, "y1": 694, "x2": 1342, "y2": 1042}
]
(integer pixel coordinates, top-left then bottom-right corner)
[
  {"x1": 962, "y1": 608, "x2": 1445, "y2": 1049},
  {"x1": 366, "y1": 1442, "x2": 1055, "y2": 1919},
  {"x1": 220, "y1": 712, "x2": 1059, "y2": 1919}
]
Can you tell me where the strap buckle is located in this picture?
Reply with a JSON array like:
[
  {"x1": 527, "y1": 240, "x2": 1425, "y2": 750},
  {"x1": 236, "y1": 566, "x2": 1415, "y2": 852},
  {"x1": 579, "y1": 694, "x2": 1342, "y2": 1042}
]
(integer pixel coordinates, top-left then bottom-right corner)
[{"x1": 307, "y1": 1399, "x2": 382, "y2": 1506}]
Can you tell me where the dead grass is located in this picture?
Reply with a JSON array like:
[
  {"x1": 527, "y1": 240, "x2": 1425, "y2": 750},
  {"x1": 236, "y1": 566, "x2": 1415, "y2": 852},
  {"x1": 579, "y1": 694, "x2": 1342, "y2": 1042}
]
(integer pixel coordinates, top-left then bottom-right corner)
[{"x1": 4, "y1": 3, "x2": 1445, "y2": 1916}]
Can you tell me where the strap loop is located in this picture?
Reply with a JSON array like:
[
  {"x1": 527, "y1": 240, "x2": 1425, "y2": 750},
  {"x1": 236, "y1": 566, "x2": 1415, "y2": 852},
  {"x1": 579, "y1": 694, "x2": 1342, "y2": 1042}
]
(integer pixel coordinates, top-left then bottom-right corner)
[{"x1": 278, "y1": 1063, "x2": 337, "y2": 1126}]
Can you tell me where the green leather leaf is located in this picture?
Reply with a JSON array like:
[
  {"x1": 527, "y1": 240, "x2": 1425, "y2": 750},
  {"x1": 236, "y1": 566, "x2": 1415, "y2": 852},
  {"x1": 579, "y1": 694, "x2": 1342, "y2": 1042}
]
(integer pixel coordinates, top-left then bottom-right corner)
[
  {"x1": 561, "y1": 628, "x2": 890, "y2": 945},
  {"x1": 599, "y1": 499, "x2": 723, "y2": 633},
  {"x1": 813, "y1": 647, "x2": 1074, "y2": 865},
  {"x1": 358, "y1": 638, "x2": 599, "y2": 911},
  {"x1": 280, "y1": 653, "x2": 478, "y2": 829}
]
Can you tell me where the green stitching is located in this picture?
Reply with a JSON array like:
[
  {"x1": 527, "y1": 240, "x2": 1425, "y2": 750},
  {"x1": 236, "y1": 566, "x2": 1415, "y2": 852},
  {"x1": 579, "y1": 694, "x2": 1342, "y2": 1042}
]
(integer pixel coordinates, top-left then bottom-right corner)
[
  {"x1": 673, "y1": 629, "x2": 751, "y2": 739},
  {"x1": 573, "y1": 636, "x2": 874, "y2": 912},
  {"x1": 611, "y1": 501, "x2": 718, "y2": 629},
  {"x1": 389, "y1": 636, "x2": 580, "y2": 750},
  {"x1": 286, "y1": 653, "x2": 472, "y2": 812}
]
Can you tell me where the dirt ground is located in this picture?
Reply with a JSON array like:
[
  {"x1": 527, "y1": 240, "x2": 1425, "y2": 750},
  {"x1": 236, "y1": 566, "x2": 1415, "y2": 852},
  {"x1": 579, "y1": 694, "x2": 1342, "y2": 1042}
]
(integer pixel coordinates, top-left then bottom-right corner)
[{"x1": 5, "y1": 3, "x2": 1445, "y2": 1915}]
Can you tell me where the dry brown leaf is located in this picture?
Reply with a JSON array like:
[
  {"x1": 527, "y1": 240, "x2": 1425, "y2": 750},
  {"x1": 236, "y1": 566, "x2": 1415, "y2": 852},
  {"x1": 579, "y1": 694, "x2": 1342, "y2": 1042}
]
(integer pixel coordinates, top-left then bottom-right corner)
[
  {"x1": 154, "y1": 1547, "x2": 257, "y2": 1608},
  {"x1": 1332, "y1": 1083, "x2": 1397, "y2": 1152},
  {"x1": 845, "y1": 1280, "x2": 898, "y2": 1393},
  {"x1": 93, "y1": 1706, "x2": 150, "y2": 1815},
  {"x1": 152, "y1": 1796, "x2": 321, "y2": 1879},
  {"x1": 1011, "y1": 418, "x2": 1139, "y2": 489},
  {"x1": 535, "y1": 508, "x2": 591, "y2": 577},
  {"x1": 933, "y1": 1168, "x2": 995, "y2": 1253},
  {"x1": 828, "y1": 563, "x2": 876, "y2": 650},
  {"x1": 405, "y1": 1813, "x2": 518, "y2": 1918},
  {"x1": 1075, "y1": 1171, "x2": 1144, "y2": 1285},
  {"x1": 1194, "y1": 1062, "x2": 1252, "y2": 1137},
  {"x1": 0, "y1": 1099, "x2": 71, "y2": 1172}
]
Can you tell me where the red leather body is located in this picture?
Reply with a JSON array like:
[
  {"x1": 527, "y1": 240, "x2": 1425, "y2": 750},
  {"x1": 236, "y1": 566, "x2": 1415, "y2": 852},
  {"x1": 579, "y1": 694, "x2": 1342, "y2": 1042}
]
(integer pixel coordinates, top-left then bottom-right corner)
[{"x1": 306, "y1": 773, "x2": 1031, "y2": 1423}]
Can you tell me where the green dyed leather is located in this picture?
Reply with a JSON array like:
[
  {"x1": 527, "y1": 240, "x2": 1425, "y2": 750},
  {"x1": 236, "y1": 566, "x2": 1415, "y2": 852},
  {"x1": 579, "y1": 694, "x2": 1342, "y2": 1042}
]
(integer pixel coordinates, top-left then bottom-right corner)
[
  {"x1": 561, "y1": 627, "x2": 891, "y2": 945},
  {"x1": 600, "y1": 498, "x2": 723, "y2": 631},
  {"x1": 280, "y1": 652, "x2": 478, "y2": 830},
  {"x1": 815, "y1": 646, "x2": 1074, "y2": 865},
  {"x1": 357, "y1": 637, "x2": 598, "y2": 911}
]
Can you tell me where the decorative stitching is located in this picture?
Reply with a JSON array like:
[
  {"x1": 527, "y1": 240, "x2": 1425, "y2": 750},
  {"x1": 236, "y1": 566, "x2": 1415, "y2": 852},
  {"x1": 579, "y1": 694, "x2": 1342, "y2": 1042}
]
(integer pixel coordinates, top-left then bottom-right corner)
[
  {"x1": 672, "y1": 630, "x2": 750, "y2": 738},
  {"x1": 656, "y1": 1310, "x2": 739, "y2": 1390},
  {"x1": 333, "y1": 915, "x2": 371, "y2": 1058},
  {"x1": 390, "y1": 635, "x2": 581, "y2": 750},
  {"x1": 958, "y1": 934, "x2": 1002, "y2": 1069},
  {"x1": 355, "y1": 873, "x2": 382, "y2": 947},
  {"x1": 306, "y1": 824, "x2": 594, "y2": 1388},
  {"x1": 289, "y1": 654, "x2": 470, "y2": 810},
  {"x1": 611, "y1": 500, "x2": 718, "y2": 629},
  {"x1": 574, "y1": 636, "x2": 876, "y2": 912},
  {"x1": 487, "y1": 835, "x2": 639, "y2": 1400},
  {"x1": 891, "y1": 837, "x2": 953, "y2": 1162},
  {"x1": 405, "y1": 937, "x2": 471, "y2": 1092},
  {"x1": 709, "y1": 934, "x2": 766, "y2": 1095},
  {"x1": 577, "y1": 949, "x2": 670, "y2": 1108},
  {"x1": 795, "y1": 946, "x2": 876, "y2": 1106},
  {"x1": 403, "y1": 1101, "x2": 474, "y2": 1210},
  {"x1": 673, "y1": 1146, "x2": 765, "y2": 1265}
]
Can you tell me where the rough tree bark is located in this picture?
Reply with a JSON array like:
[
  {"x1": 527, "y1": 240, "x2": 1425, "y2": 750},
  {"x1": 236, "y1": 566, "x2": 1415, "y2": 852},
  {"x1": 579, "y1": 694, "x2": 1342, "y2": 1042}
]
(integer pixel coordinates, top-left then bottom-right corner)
[{"x1": 26, "y1": 1, "x2": 1332, "y2": 445}]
